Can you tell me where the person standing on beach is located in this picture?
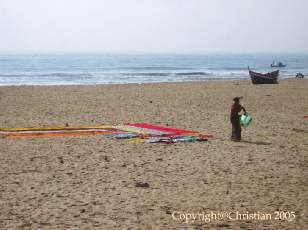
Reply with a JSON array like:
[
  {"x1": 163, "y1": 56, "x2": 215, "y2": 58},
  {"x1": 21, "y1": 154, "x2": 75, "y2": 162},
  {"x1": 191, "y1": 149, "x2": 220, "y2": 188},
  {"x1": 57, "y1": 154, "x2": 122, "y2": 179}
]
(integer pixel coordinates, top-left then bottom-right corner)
[{"x1": 230, "y1": 97, "x2": 246, "y2": 141}]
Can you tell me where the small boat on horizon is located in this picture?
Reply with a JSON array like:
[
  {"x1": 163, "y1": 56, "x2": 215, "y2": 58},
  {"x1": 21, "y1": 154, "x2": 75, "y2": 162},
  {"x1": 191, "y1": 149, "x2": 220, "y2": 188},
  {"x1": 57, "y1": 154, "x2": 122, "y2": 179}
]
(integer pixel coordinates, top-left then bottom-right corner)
[
  {"x1": 271, "y1": 61, "x2": 287, "y2": 68},
  {"x1": 248, "y1": 68, "x2": 279, "y2": 84}
]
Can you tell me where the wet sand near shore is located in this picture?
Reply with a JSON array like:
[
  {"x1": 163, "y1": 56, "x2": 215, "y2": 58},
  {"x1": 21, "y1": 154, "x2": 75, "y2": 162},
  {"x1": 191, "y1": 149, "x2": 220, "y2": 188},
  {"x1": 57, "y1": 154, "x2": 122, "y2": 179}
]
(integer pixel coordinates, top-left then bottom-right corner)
[{"x1": 0, "y1": 79, "x2": 307, "y2": 229}]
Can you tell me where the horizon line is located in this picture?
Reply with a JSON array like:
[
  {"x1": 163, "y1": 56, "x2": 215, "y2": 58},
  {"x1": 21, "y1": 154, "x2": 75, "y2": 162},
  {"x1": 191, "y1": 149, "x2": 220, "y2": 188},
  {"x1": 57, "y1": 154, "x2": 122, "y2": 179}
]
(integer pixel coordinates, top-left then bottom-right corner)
[{"x1": 1, "y1": 51, "x2": 308, "y2": 55}]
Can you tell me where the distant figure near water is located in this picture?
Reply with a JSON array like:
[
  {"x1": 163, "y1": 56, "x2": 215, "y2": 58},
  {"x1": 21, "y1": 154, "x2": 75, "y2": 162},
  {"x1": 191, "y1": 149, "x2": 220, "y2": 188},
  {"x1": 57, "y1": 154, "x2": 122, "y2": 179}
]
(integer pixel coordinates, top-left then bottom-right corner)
[
  {"x1": 295, "y1": 72, "x2": 304, "y2": 79},
  {"x1": 230, "y1": 97, "x2": 246, "y2": 142}
]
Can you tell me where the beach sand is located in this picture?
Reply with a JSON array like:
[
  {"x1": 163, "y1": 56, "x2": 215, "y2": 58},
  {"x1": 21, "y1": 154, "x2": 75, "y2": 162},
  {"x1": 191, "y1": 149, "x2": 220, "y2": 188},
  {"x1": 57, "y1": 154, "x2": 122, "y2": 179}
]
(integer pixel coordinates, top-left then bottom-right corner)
[{"x1": 0, "y1": 79, "x2": 307, "y2": 229}]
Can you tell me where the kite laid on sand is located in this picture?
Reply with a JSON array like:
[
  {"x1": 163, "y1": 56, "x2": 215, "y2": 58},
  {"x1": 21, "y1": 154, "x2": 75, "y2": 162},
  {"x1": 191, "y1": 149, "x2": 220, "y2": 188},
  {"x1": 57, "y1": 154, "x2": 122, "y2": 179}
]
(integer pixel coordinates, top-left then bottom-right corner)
[{"x1": 0, "y1": 123, "x2": 212, "y2": 144}]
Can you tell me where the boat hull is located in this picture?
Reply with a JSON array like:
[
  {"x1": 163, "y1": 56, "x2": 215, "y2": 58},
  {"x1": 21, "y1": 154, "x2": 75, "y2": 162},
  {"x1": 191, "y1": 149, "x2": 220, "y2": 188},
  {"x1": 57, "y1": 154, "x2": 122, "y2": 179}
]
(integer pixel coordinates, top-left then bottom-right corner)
[{"x1": 249, "y1": 70, "x2": 279, "y2": 84}]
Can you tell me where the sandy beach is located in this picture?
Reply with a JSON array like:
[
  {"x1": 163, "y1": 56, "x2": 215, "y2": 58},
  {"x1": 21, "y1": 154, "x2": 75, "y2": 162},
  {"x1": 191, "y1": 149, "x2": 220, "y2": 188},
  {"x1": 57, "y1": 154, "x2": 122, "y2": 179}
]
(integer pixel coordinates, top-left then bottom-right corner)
[{"x1": 0, "y1": 79, "x2": 307, "y2": 229}]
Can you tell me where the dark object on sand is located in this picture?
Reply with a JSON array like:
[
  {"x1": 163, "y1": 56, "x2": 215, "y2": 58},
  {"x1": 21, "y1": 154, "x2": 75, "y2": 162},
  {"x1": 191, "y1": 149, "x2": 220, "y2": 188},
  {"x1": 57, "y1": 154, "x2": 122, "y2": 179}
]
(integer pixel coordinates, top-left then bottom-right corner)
[
  {"x1": 295, "y1": 73, "x2": 304, "y2": 78},
  {"x1": 249, "y1": 69, "x2": 279, "y2": 84},
  {"x1": 135, "y1": 182, "x2": 150, "y2": 188},
  {"x1": 271, "y1": 61, "x2": 287, "y2": 68},
  {"x1": 292, "y1": 128, "x2": 308, "y2": 133}
]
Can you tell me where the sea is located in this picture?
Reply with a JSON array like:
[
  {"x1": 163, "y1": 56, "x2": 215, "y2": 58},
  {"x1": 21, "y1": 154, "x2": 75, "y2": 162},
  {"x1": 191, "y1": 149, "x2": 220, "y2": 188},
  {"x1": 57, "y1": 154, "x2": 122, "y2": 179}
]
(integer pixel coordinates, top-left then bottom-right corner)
[{"x1": 0, "y1": 53, "x2": 307, "y2": 86}]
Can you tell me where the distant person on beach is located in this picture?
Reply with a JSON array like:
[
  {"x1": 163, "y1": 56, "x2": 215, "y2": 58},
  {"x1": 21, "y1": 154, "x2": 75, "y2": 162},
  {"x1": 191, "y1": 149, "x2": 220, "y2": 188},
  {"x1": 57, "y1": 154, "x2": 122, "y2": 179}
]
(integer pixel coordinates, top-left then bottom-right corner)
[{"x1": 230, "y1": 97, "x2": 246, "y2": 142}]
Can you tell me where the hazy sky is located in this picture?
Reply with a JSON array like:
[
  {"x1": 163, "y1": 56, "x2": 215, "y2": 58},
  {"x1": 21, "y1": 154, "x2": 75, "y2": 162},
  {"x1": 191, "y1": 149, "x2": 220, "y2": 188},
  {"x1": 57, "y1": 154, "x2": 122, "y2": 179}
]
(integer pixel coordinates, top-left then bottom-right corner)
[{"x1": 1, "y1": 0, "x2": 307, "y2": 53}]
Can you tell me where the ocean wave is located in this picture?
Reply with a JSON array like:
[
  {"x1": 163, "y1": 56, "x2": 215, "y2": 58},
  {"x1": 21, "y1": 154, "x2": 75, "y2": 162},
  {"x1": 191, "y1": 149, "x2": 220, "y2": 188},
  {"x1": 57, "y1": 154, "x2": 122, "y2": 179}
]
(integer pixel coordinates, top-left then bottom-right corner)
[
  {"x1": 37, "y1": 73, "x2": 93, "y2": 77},
  {"x1": 121, "y1": 71, "x2": 210, "y2": 77},
  {"x1": 0, "y1": 73, "x2": 93, "y2": 78},
  {"x1": 120, "y1": 66, "x2": 194, "y2": 71},
  {"x1": 121, "y1": 72, "x2": 170, "y2": 77},
  {"x1": 207, "y1": 67, "x2": 248, "y2": 71},
  {"x1": 175, "y1": 72, "x2": 209, "y2": 76}
]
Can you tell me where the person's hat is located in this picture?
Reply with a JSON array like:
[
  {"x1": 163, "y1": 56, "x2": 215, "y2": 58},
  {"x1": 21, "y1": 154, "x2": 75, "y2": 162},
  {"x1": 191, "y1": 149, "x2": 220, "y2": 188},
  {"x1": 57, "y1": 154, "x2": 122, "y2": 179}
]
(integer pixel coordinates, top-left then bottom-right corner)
[{"x1": 233, "y1": 96, "x2": 243, "y2": 102}]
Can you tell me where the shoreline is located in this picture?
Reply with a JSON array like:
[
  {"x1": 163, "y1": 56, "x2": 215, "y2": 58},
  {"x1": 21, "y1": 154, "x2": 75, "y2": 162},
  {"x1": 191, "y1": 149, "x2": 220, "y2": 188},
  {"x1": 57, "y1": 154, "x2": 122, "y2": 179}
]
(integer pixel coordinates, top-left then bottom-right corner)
[{"x1": 0, "y1": 78, "x2": 305, "y2": 88}]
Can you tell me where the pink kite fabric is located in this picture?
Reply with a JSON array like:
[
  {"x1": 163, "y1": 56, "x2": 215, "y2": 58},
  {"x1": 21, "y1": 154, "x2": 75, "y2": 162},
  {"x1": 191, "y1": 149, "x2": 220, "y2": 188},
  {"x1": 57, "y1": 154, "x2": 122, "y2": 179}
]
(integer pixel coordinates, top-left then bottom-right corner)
[
  {"x1": 117, "y1": 123, "x2": 213, "y2": 143},
  {"x1": 126, "y1": 123, "x2": 199, "y2": 135}
]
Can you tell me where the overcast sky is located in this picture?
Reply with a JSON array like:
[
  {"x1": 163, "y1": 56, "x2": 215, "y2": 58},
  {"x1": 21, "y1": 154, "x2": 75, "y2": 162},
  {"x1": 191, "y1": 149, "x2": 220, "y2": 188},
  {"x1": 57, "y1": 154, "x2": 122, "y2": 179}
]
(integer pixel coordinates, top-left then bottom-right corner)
[{"x1": 0, "y1": 0, "x2": 307, "y2": 53}]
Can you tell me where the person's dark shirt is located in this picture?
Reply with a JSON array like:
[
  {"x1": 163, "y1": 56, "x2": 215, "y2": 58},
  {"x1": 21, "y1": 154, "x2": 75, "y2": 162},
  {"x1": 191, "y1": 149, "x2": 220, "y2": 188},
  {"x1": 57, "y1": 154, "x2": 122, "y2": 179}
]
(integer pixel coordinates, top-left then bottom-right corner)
[{"x1": 230, "y1": 104, "x2": 242, "y2": 118}]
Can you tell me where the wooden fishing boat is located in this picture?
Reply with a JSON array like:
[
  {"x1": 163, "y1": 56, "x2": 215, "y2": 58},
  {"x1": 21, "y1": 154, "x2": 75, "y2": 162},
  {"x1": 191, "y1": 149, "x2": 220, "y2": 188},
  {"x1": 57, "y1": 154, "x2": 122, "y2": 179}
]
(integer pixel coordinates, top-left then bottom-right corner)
[{"x1": 249, "y1": 69, "x2": 279, "y2": 84}]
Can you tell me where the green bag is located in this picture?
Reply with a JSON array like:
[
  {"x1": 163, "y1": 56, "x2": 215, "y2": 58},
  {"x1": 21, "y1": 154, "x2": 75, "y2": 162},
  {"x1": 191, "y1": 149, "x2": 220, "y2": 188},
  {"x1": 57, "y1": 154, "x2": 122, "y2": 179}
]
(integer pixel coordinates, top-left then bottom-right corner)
[{"x1": 240, "y1": 114, "x2": 252, "y2": 127}]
